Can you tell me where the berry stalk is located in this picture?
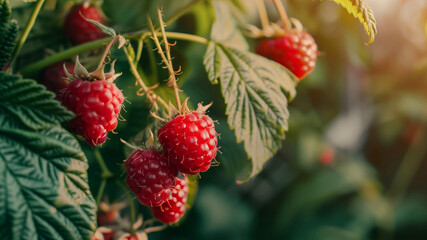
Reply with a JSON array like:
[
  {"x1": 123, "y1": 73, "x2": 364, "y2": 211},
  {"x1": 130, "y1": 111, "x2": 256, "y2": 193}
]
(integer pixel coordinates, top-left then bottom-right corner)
[
  {"x1": 272, "y1": 0, "x2": 292, "y2": 32},
  {"x1": 256, "y1": 0, "x2": 271, "y2": 34},
  {"x1": 96, "y1": 35, "x2": 121, "y2": 71},
  {"x1": 8, "y1": 0, "x2": 45, "y2": 72},
  {"x1": 115, "y1": 179, "x2": 136, "y2": 234},
  {"x1": 164, "y1": 0, "x2": 204, "y2": 26}
]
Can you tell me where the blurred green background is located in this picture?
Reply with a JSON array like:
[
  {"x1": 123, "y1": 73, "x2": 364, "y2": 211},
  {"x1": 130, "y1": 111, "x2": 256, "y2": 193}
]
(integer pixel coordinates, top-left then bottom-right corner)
[{"x1": 12, "y1": 0, "x2": 427, "y2": 239}]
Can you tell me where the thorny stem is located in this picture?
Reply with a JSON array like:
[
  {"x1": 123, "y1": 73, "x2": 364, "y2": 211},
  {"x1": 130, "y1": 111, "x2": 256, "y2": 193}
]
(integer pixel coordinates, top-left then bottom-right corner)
[
  {"x1": 157, "y1": 9, "x2": 181, "y2": 109},
  {"x1": 8, "y1": 0, "x2": 45, "y2": 72},
  {"x1": 148, "y1": 14, "x2": 181, "y2": 109},
  {"x1": 122, "y1": 46, "x2": 169, "y2": 110},
  {"x1": 272, "y1": 0, "x2": 292, "y2": 32},
  {"x1": 116, "y1": 180, "x2": 136, "y2": 234}
]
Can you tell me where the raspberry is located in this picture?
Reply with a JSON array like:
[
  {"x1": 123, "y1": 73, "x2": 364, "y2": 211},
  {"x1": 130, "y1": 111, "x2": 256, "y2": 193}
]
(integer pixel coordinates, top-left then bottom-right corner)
[
  {"x1": 255, "y1": 31, "x2": 318, "y2": 79},
  {"x1": 40, "y1": 62, "x2": 74, "y2": 98},
  {"x1": 61, "y1": 79, "x2": 124, "y2": 145},
  {"x1": 125, "y1": 149, "x2": 177, "y2": 207},
  {"x1": 64, "y1": 2, "x2": 106, "y2": 45},
  {"x1": 158, "y1": 111, "x2": 218, "y2": 175},
  {"x1": 319, "y1": 148, "x2": 334, "y2": 166},
  {"x1": 151, "y1": 177, "x2": 188, "y2": 224}
]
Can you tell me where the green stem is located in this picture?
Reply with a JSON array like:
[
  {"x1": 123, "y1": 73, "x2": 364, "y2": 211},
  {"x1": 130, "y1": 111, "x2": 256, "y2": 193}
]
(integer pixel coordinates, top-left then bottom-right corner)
[
  {"x1": 20, "y1": 36, "x2": 114, "y2": 77},
  {"x1": 135, "y1": 38, "x2": 143, "y2": 65},
  {"x1": 96, "y1": 179, "x2": 107, "y2": 205},
  {"x1": 145, "y1": 38, "x2": 159, "y2": 84},
  {"x1": 164, "y1": 0, "x2": 204, "y2": 26},
  {"x1": 94, "y1": 148, "x2": 113, "y2": 179},
  {"x1": 388, "y1": 125, "x2": 427, "y2": 202},
  {"x1": 20, "y1": 31, "x2": 207, "y2": 77},
  {"x1": 9, "y1": 0, "x2": 45, "y2": 72},
  {"x1": 378, "y1": 122, "x2": 427, "y2": 239},
  {"x1": 19, "y1": 0, "x2": 206, "y2": 77},
  {"x1": 164, "y1": 31, "x2": 208, "y2": 45},
  {"x1": 116, "y1": 179, "x2": 136, "y2": 234}
]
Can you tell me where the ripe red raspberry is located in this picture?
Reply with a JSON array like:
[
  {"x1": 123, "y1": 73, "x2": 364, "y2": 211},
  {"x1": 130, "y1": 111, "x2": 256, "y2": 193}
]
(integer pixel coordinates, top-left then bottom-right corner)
[
  {"x1": 40, "y1": 62, "x2": 74, "y2": 98},
  {"x1": 255, "y1": 31, "x2": 318, "y2": 79},
  {"x1": 158, "y1": 111, "x2": 218, "y2": 175},
  {"x1": 151, "y1": 177, "x2": 188, "y2": 224},
  {"x1": 61, "y1": 79, "x2": 124, "y2": 145},
  {"x1": 125, "y1": 149, "x2": 177, "y2": 207},
  {"x1": 64, "y1": 2, "x2": 106, "y2": 45}
]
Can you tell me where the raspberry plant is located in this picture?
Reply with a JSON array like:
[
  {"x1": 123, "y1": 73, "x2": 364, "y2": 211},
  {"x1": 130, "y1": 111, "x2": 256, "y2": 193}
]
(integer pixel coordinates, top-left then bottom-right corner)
[{"x1": 0, "y1": 0, "x2": 379, "y2": 239}]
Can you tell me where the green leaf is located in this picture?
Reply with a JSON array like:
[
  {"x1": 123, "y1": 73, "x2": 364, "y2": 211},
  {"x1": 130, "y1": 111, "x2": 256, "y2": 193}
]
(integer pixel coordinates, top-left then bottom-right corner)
[
  {"x1": 203, "y1": 42, "x2": 297, "y2": 179},
  {"x1": 210, "y1": 1, "x2": 248, "y2": 51},
  {"x1": 0, "y1": 0, "x2": 18, "y2": 69},
  {"x1": 328, "y1": 0, "x2": 377, "y2": 44},
  {"x1": 0, "y1": 110, "x2": 96, "y2": 240},
  {"x1": 81, "y1": 15, "x2": 117, "y2": 37},
  {"x1": 216, "y1": 117, "x2": 251, "y2": 181},
  {"x1": 0, "y1": 0, "x2": 11, "y2": 34},
  {"x1": 0, "y1": 73, "x2": 74, "y2": 130}
]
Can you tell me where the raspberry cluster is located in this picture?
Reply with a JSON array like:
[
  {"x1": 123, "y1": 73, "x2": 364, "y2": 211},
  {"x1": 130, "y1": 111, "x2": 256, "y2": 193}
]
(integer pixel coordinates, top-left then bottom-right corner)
[
  {"x1": 61, "y1": 79, "x2": 124, "y2": 146},
  {"x1": 256, "y1": 31, "x2": 318, "y2": 79},
  {"x1": 125, "y1": 103, "x2": 218, "y2": 224}
]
